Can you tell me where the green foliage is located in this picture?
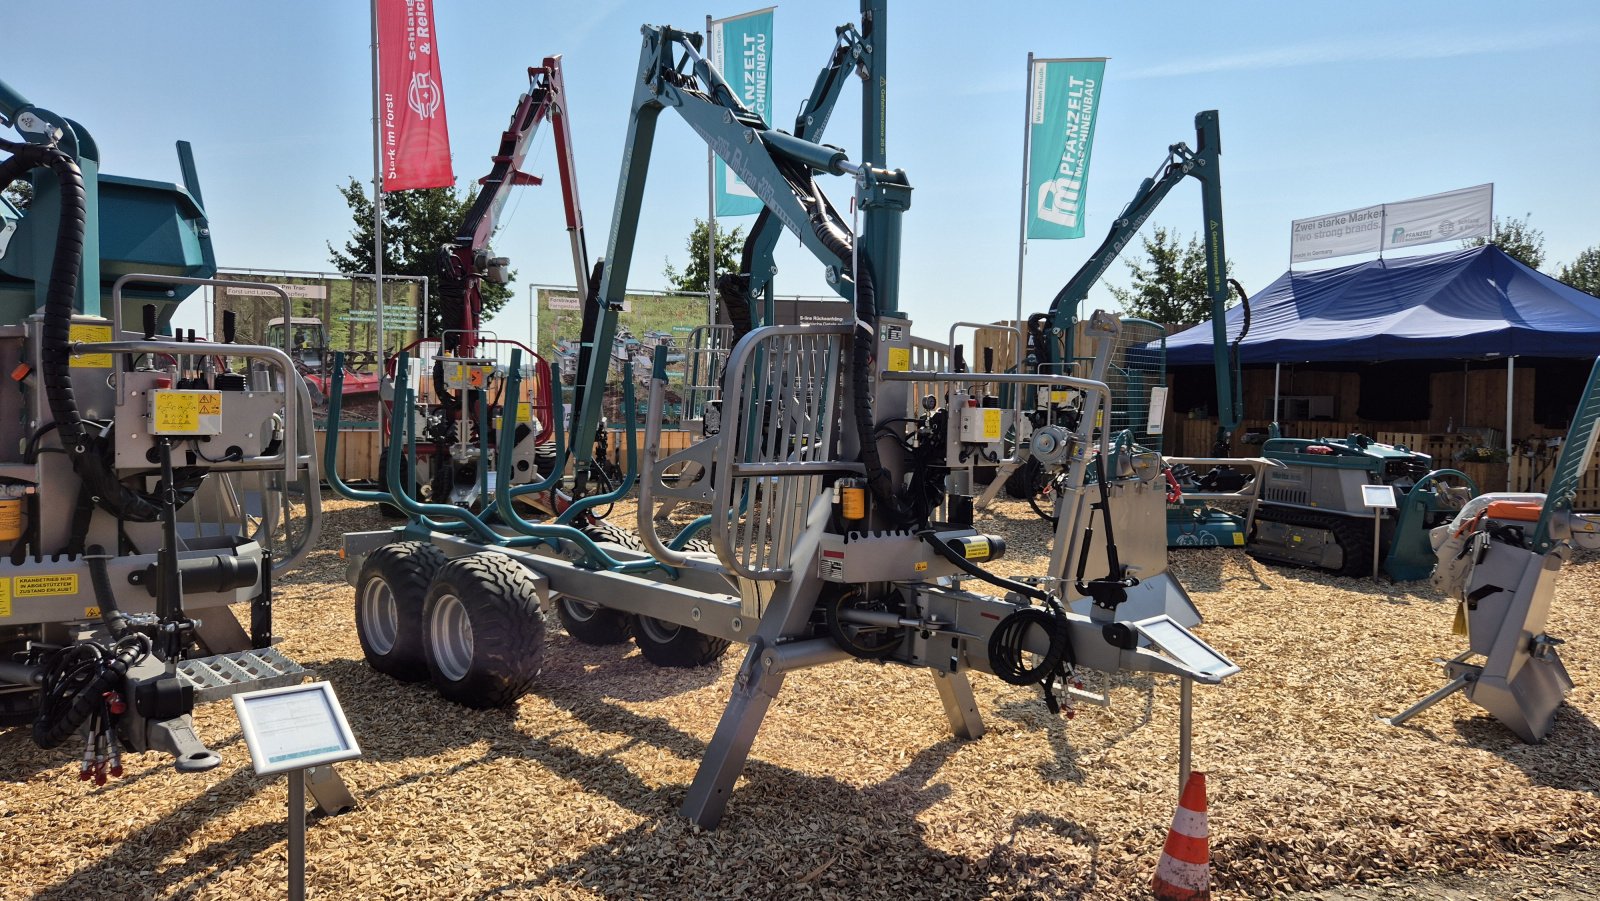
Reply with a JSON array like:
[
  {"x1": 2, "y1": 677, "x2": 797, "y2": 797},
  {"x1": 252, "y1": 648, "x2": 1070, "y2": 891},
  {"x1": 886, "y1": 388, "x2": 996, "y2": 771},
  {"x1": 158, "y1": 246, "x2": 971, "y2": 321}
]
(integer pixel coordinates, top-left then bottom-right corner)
[
  {"x1": 1106, "y1": 226, "x2": 1232, "y2": 324},
  {"x1": 663, "y1": 218, "x2": 743, "y2": 294},
  {"x1": 327, "y1": 178, "x2": 513, "y2": 335},
  {"x1": 2, "y1": 180, "x2": 30, "y2": 211},
  {"x1": 1556, "y1": 245, "x2": 1600, "y2": 298},
  {"x1": 1462, "y1": 213, "x2": 1545, "y2": 270}
]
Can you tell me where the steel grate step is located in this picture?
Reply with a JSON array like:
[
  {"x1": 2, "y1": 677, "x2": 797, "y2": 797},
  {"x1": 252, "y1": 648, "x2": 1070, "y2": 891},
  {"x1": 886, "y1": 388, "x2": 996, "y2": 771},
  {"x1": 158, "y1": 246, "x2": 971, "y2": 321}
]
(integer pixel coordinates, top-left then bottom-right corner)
[{"x1": 178, "y1": 647, "x2": 310, "y2": 704}]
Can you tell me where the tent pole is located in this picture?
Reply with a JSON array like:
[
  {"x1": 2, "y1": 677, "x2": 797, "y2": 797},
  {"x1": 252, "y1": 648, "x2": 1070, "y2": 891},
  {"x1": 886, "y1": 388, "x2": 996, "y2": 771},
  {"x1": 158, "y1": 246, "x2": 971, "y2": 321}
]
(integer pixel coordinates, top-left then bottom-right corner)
[
  {"x1": 1505, "y1": 357, "x2": 1514, "y2": 491},
  {"x1": 1273, "y1": 363, "x2": 1281, "y2": 428}
]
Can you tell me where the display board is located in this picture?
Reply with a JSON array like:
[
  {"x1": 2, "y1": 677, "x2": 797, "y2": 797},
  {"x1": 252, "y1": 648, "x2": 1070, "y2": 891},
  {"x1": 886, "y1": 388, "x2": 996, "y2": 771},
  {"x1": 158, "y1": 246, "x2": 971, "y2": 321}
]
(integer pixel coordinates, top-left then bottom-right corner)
[{"x1": 233, "y1": 682, "x2": 362, "y2": 776}]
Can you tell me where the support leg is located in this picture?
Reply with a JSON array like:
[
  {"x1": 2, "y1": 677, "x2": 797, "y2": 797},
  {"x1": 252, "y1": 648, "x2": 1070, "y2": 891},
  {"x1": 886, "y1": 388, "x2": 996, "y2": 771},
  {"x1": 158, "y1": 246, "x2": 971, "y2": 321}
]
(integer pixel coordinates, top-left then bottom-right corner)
[
  {"x1": 305, "y1": 764, "x2": 358, "y2": 816},
  {"x1": 933, "y1": 670, "x2": 984, "y2": 740},
  {"x1": 680, "y1": 643, "x2": 786, "y2": 829},
  {"x1": 1382, "y1": 673, "x2": 1472, "y2": 728}
]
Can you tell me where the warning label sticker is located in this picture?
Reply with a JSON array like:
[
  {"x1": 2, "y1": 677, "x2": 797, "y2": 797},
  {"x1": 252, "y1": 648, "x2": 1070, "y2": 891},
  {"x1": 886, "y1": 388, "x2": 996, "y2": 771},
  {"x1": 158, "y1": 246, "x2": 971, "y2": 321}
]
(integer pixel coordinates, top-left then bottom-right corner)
[
  {"x1": 887, "y1": 347, "x2": 911, "y2": 372},
  {"x1": 818, "y1": 557, "x2": 844, "y2": 580},
  {"x1": 153, "y1": 392, "x2": 201, "y2": 433},
  {"x1": 197, "y1": 392, "x2": 222, "y2": 415},
  {"x1": 0, "y1": 578, "x2": 10, "y2": 617},
  {"x1": 69, "y1": 324, "x2": 114, "y2": 368},
  {"x1": 16, "y1": 573, "x2": 79, "y2": 597}
]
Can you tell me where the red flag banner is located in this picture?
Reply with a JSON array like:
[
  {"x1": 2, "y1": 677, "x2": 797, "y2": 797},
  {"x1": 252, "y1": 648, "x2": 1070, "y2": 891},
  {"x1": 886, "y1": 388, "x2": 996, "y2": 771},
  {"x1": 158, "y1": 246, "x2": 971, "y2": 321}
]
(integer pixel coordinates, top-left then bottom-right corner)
[{"x1": 377, "y1": 0, "x2": 453, "y2": 191}]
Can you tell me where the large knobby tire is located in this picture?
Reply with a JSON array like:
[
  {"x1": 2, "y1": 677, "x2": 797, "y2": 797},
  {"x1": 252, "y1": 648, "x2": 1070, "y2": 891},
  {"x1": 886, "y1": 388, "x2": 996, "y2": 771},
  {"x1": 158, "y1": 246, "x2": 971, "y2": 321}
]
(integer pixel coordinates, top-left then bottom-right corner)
[
  {"x1": 629, "y1": 535, "x2": 728, "y2": 667},
  {"x1": 355, "y1": 541, "x2": 446, "y2": 682},
  {"x1": 555, "y1": 520, "x2": 644, "y2": 645},
  {"x1": 422, "y1": 553, "x2": 545, "y2": 708}
]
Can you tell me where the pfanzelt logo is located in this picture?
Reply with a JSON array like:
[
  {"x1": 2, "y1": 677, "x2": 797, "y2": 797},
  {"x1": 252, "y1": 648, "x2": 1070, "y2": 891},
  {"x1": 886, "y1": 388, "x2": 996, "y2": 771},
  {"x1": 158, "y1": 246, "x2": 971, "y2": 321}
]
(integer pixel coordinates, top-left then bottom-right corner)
[{"x1": 408, "y1": 72, "x2": 442, "y2": 119}]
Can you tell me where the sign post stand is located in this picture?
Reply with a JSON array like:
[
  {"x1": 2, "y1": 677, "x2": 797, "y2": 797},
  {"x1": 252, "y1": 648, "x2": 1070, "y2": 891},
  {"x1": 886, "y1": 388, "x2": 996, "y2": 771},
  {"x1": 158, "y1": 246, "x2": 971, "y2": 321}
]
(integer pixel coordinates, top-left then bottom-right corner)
[{"x1": 234, "y1": 682, "x2": 363, "y2": 901}]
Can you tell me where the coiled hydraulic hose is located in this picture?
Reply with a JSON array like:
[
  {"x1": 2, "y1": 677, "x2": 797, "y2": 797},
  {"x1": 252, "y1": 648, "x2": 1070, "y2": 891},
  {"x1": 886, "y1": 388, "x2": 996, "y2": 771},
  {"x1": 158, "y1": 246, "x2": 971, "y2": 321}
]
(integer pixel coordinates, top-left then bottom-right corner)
[{"x1": 0, "y1": 137, "x2": 205, "y2": 523}]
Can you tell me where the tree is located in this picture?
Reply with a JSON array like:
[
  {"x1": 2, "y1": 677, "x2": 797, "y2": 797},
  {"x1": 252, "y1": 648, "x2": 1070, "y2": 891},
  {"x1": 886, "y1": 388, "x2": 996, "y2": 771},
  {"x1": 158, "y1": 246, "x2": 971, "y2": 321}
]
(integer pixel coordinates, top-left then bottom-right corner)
[
  {"x1": 1462, "y1": 213, "x2": 1545, "y2": 270},
  {"x1": 2, "y1": 180, "x2": 31, "y2": 211},
  {"x1": 1559, "y1": 245, "x2": 1600, "y2": 298},
  {"x1": 662, "y1": 218, "x2": 743, "y2": 294},
  {"x1": 327, "y1": 178, "x2": 513, "y2": 336},
  {"x1": 1106, "y1": 226, "x2": 1232, "y2": 324}
]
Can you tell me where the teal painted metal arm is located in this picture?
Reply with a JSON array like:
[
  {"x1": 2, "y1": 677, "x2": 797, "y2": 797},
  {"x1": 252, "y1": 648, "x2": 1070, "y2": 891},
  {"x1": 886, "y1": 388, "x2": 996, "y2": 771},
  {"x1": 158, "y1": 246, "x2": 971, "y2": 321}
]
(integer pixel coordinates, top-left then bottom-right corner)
[
  {"x1": 570, "y1": 23, "x2": 878, "y2": 491},
  {"x1": 492, "y1": 352, "x2": 666, "y2": 574},
  {"x1": 1036, "y1": 111, "x2": 1239, "y2": 450},
  {"x1": 559, "y1": 361, "x2": 641, "y2": 525}
]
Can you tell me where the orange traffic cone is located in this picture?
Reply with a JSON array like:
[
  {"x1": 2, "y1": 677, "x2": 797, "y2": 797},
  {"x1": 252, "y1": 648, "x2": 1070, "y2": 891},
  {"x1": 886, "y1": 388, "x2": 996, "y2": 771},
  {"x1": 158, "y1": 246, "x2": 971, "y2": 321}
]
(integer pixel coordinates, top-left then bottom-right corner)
[{"x1": 1152, "y1": 771, "x2": 1211, "y2": 901}]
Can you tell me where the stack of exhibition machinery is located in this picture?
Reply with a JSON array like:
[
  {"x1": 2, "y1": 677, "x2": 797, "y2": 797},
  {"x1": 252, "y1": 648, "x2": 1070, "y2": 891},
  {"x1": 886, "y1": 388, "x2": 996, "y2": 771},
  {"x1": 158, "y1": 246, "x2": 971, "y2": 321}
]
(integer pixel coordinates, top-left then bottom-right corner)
[{"x1": 328, "y1": 2, "x2": 1240, "y2": 831}]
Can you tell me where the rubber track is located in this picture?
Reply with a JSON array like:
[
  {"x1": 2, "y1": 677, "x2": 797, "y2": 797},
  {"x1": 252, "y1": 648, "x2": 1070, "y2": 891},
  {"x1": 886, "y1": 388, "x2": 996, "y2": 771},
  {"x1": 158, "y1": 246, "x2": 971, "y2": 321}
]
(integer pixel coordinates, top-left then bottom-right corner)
[
  {"x1": 1250, "y1": 505, "x2": 1373, "y2": 577},
  {"x1": 425, "y1": 553, "x2": 545, "y2": 708}
]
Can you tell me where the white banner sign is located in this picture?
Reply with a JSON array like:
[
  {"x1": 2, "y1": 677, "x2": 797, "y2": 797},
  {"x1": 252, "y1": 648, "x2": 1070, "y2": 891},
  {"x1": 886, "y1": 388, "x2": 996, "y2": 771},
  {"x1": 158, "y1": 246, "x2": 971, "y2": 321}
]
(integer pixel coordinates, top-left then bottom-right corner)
[
  {"x1": 1290, "y1": 204, "x2": 1384, "y2": 263},
  {"x1": 225, "y1": 284, "x2": 328, "y2": 299},
  {"x1": 1291, "y1": 183, "x2": 1493, "y2": 264},
  {"x1": 1381, "y1": 183, "x2": 1493, "y2": 252}
]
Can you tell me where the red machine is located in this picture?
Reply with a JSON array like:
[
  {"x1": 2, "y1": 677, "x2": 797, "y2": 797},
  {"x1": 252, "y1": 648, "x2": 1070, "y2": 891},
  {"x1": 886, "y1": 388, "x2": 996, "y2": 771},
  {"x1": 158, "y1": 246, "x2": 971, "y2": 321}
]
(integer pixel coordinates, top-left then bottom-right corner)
[{"x1": 379, "y1": 56, "x2": 591, "y2": 511}]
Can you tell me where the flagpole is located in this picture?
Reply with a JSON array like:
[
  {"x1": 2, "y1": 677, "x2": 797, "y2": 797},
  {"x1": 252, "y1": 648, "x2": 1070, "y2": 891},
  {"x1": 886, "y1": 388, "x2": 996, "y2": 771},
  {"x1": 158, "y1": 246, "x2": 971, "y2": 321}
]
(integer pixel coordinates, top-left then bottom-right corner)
[
  {"x1": 370, "y1": 0, "x2": 387, "y2": 437},
  {"x1": 1014, "y1": 52, "x2": 1034, "y2": 352},
  {"x1": 706, "y1": 13, "x2": 718, "y2": 329}
]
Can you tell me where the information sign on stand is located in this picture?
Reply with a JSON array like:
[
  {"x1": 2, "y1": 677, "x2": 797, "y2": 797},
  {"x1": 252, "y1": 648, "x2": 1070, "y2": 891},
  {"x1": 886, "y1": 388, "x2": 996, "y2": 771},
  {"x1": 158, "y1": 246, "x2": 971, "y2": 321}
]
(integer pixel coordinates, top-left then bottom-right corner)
[
  {"x1": 1361, "y1": 485, "x2": 1398, "y2": 580},
  {"x1": 235, "y1": 682, "x2": 362, "y2": 901}
]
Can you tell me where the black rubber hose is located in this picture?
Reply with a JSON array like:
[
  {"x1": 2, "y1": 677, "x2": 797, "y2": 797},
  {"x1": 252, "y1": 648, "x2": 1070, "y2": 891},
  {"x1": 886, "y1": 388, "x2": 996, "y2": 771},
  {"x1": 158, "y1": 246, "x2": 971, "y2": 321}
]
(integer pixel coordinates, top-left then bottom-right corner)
[
  {"x1": 2, "y1": 139, "x2": 206, "y2": 524},
  {"x1": 917, "y1": 529, "x2": 1049, "y2": 603},
  {"x1": 802, "y1": 183, "x2": 912, "y2": 526},
  {"x1": 85, "y1": 545, "x2": 130, "y2": 640}
]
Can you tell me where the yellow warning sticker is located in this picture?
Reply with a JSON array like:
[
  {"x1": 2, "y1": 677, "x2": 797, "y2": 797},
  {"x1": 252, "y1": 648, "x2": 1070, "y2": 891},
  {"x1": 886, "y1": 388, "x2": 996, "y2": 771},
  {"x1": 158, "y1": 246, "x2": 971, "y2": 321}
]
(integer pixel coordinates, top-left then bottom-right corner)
[
  {"x1": 1049, "y1": 389, "x2": 1071, "y2": 403},
  {"x1": 913, "y1": 561, "x2": 928, "y2": 572},
  {"x1": 981, "y1": 409, "x2": 1003, "y2": 441},
  {"x1": 197, "y1": 392, "x2": 222, "y2": 415},
  {"x1": 69, "y1": 324, "x2": 113, "y2": 368},
  {"x1": 887, "y1": 347, "x2": 911, "y2": 372},
  {"x1": 153, "y1": 392, "x2": 201, "y2": 433},
  {"x1": 16, "y1": 573, "x2": 78, "y2": 597},
  {"x1": 961, "y1": 538, "x2": 991, "y2": 560},
  {"x1": 1232, "y1": 532, "x2": 1245, "y2": 546},
  {"x1": 0, "y1": 577, "x2": 10, "y2": 617},
  {"x1": 84, "y1": 607, "x2": 101, "y2": 619}
]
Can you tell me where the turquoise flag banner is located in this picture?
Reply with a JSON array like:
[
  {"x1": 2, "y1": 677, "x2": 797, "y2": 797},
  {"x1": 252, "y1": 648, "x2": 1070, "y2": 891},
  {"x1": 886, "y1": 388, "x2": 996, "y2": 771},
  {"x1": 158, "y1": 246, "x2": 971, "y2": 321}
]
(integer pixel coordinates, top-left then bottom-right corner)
[
  {"x1": 711, "y1": 7, "x2": 774, "y2": 217},
  {"x1": 1026, "y1": 58, "x2": 1106, "y2": 240}
]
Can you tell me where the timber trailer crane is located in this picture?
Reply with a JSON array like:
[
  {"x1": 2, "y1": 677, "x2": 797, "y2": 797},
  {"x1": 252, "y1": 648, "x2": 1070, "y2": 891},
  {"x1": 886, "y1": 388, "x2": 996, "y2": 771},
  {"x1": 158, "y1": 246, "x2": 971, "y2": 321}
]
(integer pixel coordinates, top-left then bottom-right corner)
[
  {"x1": 981, "y1": 112, "x2": 1276, "y2": 548},
  {"x1": 377, "y1": 57, "x2": 579, "y2": 516},
  {"x1": 331, "y1": 1, "x2": 1237, "y2": 831},
  {"x1": 0, "y1": 77, "x2": 328, "y2": 785}
]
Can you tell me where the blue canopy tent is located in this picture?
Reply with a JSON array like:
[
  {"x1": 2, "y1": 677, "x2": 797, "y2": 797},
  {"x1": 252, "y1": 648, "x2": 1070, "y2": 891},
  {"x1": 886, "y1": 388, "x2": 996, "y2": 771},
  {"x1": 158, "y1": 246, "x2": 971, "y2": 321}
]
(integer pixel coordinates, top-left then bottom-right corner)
[
  {"x1": 1161, "y1": 245, "x2": 1600, "y2": 466},
  {"x1": 1165, "y1": 245, "x2": 1600, "y2": 365}
]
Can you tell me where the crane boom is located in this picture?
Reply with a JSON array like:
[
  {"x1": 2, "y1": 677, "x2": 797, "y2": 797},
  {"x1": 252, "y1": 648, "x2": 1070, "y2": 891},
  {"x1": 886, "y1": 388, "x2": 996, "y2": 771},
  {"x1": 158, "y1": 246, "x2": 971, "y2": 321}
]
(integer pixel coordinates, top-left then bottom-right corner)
[{"x1": 1031, "y1": 111, "x2": 1241, "y2": 453}]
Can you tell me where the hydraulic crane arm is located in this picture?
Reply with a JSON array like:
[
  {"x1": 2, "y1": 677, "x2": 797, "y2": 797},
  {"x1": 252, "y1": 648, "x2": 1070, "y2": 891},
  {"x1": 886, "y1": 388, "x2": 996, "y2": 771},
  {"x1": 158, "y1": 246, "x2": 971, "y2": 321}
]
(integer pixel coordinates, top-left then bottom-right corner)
[
  {"x1": 720, "y1": 24, "x2": 868, "y2": 335},
  {"x1": 439, "y1": 56, "x2": 588, "y2": 357},
  {"x1": 569, "y1": 23, "x2": 908, "y2": 485},
  {"x1": 1031, "y1": 110, "x2": 1242, "y2": 452}
]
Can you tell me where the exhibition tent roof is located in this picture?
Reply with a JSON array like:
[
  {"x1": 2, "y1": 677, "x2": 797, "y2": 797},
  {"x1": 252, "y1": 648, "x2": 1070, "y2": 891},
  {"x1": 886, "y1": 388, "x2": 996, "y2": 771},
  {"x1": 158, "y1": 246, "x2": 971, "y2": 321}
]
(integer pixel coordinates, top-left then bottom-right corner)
[{"x1": 1163, "y1": 245, "x2": 1600, "y2": 366}]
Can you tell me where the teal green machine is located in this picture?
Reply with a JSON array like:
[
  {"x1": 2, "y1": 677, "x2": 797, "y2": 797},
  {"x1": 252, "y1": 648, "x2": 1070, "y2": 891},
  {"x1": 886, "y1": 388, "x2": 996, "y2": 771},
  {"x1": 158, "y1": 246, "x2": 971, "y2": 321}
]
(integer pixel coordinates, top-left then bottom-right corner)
[{"x1": 0, "y1": 77, "x2": 328, "y2": 789}]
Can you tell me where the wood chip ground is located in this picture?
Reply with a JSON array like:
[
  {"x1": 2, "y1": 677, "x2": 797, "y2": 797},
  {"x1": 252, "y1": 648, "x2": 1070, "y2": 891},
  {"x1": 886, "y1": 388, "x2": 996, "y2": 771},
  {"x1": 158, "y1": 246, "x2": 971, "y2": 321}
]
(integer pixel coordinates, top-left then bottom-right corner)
[{"x1": 3, "y1": 493, "x2": 1596, "y2": 899}]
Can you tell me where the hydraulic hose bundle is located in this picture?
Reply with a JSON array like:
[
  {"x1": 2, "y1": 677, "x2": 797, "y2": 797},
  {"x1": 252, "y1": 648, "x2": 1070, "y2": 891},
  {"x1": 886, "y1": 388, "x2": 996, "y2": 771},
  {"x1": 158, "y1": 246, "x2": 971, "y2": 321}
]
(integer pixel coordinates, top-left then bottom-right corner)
[{"x1": 0, "y1": 137, "x2": 205, "y2": 526}]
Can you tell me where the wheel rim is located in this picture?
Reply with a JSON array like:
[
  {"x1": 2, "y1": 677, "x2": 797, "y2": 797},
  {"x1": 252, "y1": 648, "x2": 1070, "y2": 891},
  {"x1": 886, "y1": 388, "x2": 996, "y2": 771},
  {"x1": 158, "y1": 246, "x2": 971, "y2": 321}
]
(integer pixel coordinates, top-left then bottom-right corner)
[
  {"x1": 560, "y1": 597, "x2": 601, "y2": 623},
  {"x1": 431, "y1": 592, "x2": 473, "y2": 682},
  {"x1": 359, "y1": 578, "x2": 399, "y2": 654},
  {"x1": 636, "y1": 615, "x2": 680, "y2": 644}
]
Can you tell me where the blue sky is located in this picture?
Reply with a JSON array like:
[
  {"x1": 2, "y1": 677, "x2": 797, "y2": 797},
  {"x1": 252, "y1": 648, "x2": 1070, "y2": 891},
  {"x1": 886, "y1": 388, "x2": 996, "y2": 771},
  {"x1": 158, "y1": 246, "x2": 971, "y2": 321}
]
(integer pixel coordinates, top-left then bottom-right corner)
[{"x1": 5, "y1": 1, "x2": 1598, "y2": 342}]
